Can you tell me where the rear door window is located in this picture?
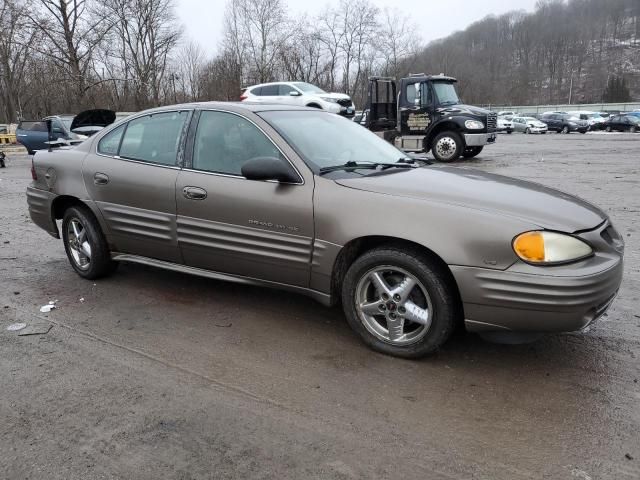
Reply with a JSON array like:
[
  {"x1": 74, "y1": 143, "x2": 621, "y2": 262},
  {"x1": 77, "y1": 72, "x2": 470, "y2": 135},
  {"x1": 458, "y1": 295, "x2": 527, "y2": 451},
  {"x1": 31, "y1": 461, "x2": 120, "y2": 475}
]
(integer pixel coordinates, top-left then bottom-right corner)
[
  {"x1": 250, "y1": 86, "x2": 263, "y2": 96},
  {"x1": 119, "y1": 111, "x2": 189, "y2": 166},
  {"x1": 260, "y1": 85, "x2": 279, "y2": 96}
]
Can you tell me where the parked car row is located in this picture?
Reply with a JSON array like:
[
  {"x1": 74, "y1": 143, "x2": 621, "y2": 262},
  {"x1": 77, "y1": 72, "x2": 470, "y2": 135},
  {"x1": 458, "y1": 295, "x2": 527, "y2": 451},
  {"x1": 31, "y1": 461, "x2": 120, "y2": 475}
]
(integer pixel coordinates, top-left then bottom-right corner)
[{"x1": 495, "y1": 110, "x2": 640, "y2": 134}]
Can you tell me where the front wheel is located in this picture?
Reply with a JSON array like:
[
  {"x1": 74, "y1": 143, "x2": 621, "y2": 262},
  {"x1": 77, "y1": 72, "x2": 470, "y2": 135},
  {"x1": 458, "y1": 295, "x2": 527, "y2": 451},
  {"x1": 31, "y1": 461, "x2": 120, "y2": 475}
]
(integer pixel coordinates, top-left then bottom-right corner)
[
  {"x1": 431, "y1": 131, "x2": 463, "y2": 162},
  {"x1": 524, "y1": 128, "x2": 530, "y2": 134},
  {"x1": 606, "y1": 126, "x2": 612, "y2": 132},
  {"x1": 631, "y1": 126, "x2": 638, "y2": 133},
  {"x1": 562, "y1": 125, "x2": 570, "y2": 134},
  {"x1": 462, "y1": 146, "x2": 483, "y2": 158},
  {"x1": 62, "y1": 205, "x2": 116, "y2": 279},
  {"x1": 341, "y1": 247, "x2": 458, "y2": 358},
  {"x1": 507, "y1": 130, "x2": 512, "y2": 134}
]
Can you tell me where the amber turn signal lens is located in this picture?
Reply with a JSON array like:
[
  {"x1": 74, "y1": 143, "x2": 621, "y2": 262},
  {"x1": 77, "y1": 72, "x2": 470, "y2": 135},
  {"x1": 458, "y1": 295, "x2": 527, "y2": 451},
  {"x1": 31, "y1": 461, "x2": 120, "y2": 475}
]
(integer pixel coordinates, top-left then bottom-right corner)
[{"x1": 513, "y1": 231, "x2": 546, "y2": 262}]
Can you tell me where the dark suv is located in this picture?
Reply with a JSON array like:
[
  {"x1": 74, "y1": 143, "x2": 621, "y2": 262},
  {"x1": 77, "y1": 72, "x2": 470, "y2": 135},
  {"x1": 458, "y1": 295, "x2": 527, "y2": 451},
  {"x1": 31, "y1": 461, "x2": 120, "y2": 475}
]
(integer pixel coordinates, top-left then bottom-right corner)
[{"x1": 539, "y1": 113, "x2": 588, "y2": 134}]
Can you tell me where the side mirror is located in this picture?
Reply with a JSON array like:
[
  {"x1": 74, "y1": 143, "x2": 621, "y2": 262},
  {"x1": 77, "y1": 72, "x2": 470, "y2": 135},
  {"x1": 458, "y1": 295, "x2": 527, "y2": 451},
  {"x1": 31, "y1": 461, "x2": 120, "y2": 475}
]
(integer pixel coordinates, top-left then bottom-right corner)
[
  {"x1": 289, "y1": 91, "x2": 302, "y2": 96},
  {"x1": 241, "y1": 157, "x2": 299, "y2": 183}
]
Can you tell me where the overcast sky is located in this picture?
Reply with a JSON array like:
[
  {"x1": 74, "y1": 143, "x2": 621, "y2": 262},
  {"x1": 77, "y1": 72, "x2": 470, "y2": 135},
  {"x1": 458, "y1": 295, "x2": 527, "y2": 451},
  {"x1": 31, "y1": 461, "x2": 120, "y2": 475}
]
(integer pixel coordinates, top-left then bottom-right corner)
[{"x1": 177, "y1": 0, "x2": 539, "y2": 55}]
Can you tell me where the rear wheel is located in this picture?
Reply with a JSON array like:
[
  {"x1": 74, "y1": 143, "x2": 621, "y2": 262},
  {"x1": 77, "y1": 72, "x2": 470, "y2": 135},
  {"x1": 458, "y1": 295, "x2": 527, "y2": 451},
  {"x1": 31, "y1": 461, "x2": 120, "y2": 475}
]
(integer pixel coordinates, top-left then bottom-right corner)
[
  {"x1": 562, "y1": 125, "x2": 570, "y2": 134},
  {"x1": 631, "y1": 126, "x2": 638, "y2": 133},
  {"x1": 606, "y1": 126, "x2": 612, "y2": 132},
  {"x1": 431, "y1": 131, "x2": 463, "y2": 162},
  {"x1": 341, "y1": 247, "x2": 458, "y2": 358},
  {"x1": 62, "y1": 205, "x2": 116, "y2": 279},
  {"x1": 462, "y1": 146, "x2": 483, "y2": 158}
]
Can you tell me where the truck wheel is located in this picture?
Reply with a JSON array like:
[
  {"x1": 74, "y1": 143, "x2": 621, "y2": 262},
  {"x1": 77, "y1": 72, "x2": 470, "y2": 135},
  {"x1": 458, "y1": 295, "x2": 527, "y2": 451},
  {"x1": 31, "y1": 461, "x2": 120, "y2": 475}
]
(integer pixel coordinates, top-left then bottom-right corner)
[
  {"x1": 62, "y1": 205, "x2": 116, "y2": 279},
  {"x1": 431, "y1": 131, "x2": 463, "y2": 162},
  {"x1": 341, "y1": 247, "x2": 458, "y2": 358},
  {"x1": 462, "y1": 146, "x2": 483, "y2": 158}
]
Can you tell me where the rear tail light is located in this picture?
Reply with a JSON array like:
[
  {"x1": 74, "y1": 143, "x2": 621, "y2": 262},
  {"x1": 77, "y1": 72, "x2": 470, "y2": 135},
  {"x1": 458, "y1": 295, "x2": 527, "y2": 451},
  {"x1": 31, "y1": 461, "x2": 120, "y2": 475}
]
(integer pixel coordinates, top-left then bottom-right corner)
[
  {"x1": 240, "y1": 94, "x2": 248, "y2": 101},
  {"x1": 30, "y1": 158, "x2": 37, "y2": 180}
]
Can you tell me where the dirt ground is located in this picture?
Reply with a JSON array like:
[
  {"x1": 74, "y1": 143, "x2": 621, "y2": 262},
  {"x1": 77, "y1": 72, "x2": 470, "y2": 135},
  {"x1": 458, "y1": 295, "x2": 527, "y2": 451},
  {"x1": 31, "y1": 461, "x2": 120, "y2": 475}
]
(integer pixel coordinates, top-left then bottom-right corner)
[{"x1": 1, "y1": 132, "x2": 639, "y2": 480}]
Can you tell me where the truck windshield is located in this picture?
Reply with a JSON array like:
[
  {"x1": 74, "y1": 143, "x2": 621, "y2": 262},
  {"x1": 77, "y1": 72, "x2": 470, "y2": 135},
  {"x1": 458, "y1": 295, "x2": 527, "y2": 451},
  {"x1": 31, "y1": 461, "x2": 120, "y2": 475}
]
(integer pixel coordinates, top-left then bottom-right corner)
[
  {"x1": 432, "y1": 82, "x2": 460, "y2": 105},
  {"x1": 259, "y1": 111, "x2": 409, "y2": 171}
]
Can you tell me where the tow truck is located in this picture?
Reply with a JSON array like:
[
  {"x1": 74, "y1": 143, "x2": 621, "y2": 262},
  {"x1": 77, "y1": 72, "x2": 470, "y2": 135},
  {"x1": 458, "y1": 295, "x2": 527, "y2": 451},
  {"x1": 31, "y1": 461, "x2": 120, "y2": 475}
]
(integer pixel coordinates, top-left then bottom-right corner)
[{"x1": 362, "y1": 74, "x2": 497, "y2": 162}]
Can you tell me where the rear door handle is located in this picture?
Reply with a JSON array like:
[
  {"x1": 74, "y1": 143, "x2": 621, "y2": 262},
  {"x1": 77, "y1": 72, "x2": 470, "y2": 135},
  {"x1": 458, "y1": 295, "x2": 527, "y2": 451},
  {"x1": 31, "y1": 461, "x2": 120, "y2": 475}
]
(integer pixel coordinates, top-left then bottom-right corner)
[
  {"x1": 182, "y1": 186, "x2": 207, "y2": 200},
  {"x1": 94, "y1": 172, "x2": 109, "y2": 185}
]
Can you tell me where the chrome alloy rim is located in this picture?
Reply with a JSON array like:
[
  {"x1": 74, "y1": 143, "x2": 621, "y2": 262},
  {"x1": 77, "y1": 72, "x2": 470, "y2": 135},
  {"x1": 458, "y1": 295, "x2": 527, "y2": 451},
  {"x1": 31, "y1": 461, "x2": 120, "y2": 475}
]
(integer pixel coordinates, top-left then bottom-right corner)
[
  {"x1": 67, "y1": 219, "x2": 91, "y2": 270},
  {"x1": 355, "y1": 266, "x2": 433, "y2": 346},
  {"x1": 434, "y1": 136, "x2": 458, "y2": 160}
]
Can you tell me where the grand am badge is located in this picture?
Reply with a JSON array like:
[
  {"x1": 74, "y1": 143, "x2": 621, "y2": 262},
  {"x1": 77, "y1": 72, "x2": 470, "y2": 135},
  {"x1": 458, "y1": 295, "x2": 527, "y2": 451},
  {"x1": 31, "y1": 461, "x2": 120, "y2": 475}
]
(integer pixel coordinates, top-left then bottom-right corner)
[{"x1": 407, "y1": 113, "x2": 431, "y2": 131}]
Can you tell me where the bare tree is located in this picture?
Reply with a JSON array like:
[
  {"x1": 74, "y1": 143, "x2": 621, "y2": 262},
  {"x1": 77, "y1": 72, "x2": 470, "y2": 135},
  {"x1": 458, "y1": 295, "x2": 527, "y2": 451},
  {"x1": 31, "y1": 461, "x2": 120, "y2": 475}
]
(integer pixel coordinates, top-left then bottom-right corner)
[
  {"x1": 26, "y1": 0, "x2": 112, "y2": 107},
  {"x1": 0, "y1": 0, "x2": 39, "y2": 121},
  {"x1": 101, "y1": 0, "x2": 182, "y2": 109}
]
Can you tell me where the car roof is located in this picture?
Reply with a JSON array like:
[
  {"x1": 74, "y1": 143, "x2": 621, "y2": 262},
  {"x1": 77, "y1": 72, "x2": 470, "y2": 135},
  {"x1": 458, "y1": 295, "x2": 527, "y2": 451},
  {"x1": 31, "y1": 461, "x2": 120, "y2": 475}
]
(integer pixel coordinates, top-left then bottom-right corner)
[{"x1": 131, "y1": 101, "x2": 322, "y2": 115}]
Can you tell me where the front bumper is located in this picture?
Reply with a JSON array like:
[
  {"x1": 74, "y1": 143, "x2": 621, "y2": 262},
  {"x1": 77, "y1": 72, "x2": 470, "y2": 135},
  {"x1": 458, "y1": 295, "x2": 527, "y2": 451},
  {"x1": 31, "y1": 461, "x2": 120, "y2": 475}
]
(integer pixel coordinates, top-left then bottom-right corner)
[
  {"x1": 528, "y1": 126, "x2": 548, "y2": 133},
  {"x1": 464, "y1": 133, "x2": 496, "y2": 146},
  {"x1": 451, "y1": 222, "x2": 624, "y2": 333},
  {"x1": 26, "y1": 186, "x2": 59, "y2": 238}
]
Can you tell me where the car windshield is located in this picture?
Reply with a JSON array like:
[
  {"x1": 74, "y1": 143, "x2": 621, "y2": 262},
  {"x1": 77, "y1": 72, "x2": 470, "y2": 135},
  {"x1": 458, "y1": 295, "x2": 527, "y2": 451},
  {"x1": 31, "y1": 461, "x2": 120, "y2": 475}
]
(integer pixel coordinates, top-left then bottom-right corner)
[
  {"x1": 524, "y1": 117, "x2": 537, "y2": 122},
  {"x1": 259, "y1": 111, "x2": 409, "y2": 171},
  {"x1": 569, "y1": 116, "x2": 580, "y2": 121},
  {"x1": 432, "y1": 82, "x2": 460, "y2": 105},
  {"x1": 292, "y1": 82, "x2": 326, "y2": 94}
]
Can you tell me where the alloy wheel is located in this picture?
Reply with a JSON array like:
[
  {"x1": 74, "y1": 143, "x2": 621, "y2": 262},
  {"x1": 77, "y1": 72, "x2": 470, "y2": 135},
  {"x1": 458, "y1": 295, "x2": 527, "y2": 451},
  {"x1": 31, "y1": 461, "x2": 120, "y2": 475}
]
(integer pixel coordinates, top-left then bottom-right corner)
[
  {"x1": 434, "y1": 136, "x2": 458, "y2": 161},
  {"x1": 67, "y1": 218, "x2": 92, "y2": 270},
  {"x1": 355, "y1": 266, "x2": 433, "y2": 346}
]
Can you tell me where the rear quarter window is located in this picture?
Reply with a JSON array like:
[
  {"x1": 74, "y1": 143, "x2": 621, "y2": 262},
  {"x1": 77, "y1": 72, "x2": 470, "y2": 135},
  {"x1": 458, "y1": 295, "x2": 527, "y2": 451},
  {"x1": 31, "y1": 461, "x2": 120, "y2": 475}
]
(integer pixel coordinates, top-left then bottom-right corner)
[{"x1": 97, "y1": 124, "x2": 126, "y2": 156}]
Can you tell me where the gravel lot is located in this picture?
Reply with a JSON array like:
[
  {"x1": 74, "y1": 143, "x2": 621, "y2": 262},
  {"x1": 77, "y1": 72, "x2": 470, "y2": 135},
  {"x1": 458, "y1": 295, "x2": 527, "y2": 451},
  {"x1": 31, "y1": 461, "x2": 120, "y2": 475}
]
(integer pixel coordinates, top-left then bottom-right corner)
[{"x1": 1, "y1": 132, "x2": 639, "y2": 479}]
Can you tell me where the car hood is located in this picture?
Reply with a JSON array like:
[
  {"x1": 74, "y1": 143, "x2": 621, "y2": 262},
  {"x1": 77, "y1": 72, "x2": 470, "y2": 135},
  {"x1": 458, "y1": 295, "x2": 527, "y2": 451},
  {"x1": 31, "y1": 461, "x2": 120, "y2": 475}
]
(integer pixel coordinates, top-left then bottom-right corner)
[
  {"x1": 334, "y1": 166, "x2": 606, "y2": 232},
  {"x1": 529, "y1": 121, "x2": 546, "y2": 127},
  {"x1": 320, "y1": 92, "x2": 351, "y2": 100},
  {"x1": 437, "y1": 104, "x2": 491, "y2": 116},
  {"x1": 70, "y1": 109, "x2": 116, "y2": 134}
]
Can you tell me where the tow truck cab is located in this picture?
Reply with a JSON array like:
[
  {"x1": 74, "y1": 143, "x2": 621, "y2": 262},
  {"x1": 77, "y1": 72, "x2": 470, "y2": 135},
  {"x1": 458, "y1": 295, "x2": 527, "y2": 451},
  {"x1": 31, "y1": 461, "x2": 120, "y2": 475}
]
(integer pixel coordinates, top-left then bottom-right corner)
[{"x1": 364, "y1": 74, "x2": 497, "y2": 162}]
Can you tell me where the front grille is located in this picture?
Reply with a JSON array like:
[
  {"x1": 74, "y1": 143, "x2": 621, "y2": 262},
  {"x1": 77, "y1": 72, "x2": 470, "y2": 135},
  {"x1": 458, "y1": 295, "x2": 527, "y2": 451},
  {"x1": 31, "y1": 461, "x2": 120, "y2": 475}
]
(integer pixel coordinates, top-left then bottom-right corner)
[
  {"x1": 337, "y1": 99, "x2": 353, "y2": 107},
  {"x1": 486, "y1": 113, "x2": 497, "y2": 132}
]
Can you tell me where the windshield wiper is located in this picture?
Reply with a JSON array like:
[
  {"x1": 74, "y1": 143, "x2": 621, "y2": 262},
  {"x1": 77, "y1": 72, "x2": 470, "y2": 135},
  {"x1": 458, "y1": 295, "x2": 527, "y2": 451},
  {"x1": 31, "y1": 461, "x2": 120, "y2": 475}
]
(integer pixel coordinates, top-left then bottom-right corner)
[{"x1": 319, "y1": 160, "x2": 416, "y2": 175}]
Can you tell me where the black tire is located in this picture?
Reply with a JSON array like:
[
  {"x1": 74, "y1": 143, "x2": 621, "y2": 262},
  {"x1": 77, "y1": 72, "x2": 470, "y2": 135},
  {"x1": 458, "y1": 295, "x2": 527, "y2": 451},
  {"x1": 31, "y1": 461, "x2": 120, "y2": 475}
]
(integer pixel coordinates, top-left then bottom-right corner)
[
  {"x1": 606, "y1": 126, "x2": 612, "y2": 132},
  {"x1": 462, "y1": 146, "x2": 483, "y2": 158},
  {"x1": 562, "y1": 125, "x2": 570, "y2": 134},
  {"x1": 524, "y1": 128, "x2": 530, "y2": 134},
  {"x1": 62, "y1": 205, "x2": 116, "y2": 279},
  {"x1": 541, "y1": 131, "x2": 547, "y2": 134},
  {"x1": 341, "y1": 247, "x2": 459, "y2": 358},
  {"x1": 631, "y1": 126, "x2": 637, "y2": 133},
  {"x1": 430, "y1": 131, "x2": 463, "y2": 162},
  {"x1": 507, "y1": 130, "x2": 512, "y2": 134},
  {"x1": 580, "y1": 130, "x2": 586, "y2": 134}
]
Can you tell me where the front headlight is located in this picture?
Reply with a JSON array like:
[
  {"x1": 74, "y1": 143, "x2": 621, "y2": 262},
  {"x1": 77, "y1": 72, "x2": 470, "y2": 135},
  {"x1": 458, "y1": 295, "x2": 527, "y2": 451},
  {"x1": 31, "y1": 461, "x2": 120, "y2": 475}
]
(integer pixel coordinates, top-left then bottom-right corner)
[
  {"x1": 465, "y1": 120, "x2": 484, "y2": 129},
  {"x1": 512, "y1": 231, "x2": 593, "y2": 264},
  {"x1": 320, "y1": 97, "x2": 339, "y2": 103}
]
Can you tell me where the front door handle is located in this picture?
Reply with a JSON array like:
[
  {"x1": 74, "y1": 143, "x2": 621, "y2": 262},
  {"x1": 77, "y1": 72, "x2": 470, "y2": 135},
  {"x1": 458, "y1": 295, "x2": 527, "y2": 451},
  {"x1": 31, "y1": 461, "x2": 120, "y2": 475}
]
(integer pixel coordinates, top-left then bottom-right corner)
[
  {"x1": 182, "y1": 186, "x2": 207, "y2": 200},
  {"x1": 94, "y1": 172, "x2": 109, "y2": 185}
]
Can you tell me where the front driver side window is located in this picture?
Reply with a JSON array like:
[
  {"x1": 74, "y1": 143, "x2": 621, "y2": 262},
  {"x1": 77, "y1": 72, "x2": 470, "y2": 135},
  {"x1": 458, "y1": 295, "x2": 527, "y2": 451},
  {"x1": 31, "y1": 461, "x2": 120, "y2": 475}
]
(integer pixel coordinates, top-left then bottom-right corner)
[{"x1": 193, "y1": 111, "x2": 285, "y2": 176}]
